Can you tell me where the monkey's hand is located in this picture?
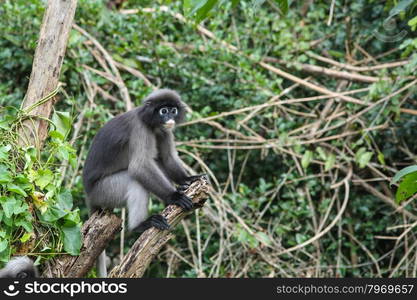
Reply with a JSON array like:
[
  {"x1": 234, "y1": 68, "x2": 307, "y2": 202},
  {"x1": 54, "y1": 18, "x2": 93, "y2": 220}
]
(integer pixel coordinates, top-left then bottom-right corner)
[
  {"x1": 177, "y1": 174, "x2": 208, "y2": 192},
  {"x1": 168, "y1": 191, "x2": 193, "y2": 211}
]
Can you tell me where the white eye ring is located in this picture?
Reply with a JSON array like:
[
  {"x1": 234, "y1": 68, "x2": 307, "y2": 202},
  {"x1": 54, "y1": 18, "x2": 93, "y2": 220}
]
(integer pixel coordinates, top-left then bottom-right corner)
[
  {"x1": 159, "y1": 108, "x2": 169, "y2": 115},
  {"x1": 171, "y1": 107, "x2": 178, "y2": 115}
]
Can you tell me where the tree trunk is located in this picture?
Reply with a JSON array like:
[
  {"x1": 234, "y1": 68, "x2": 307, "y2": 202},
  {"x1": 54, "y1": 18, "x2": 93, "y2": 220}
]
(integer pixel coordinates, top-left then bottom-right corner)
[{"x1": 20, "y1": 0, "x2": 78, "y2": 147}]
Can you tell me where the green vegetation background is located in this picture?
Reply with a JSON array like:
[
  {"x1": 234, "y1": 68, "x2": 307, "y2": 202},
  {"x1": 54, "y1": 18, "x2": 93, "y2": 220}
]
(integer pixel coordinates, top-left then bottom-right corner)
[{"x1": 0, "y1": 0, "x2": 417, "y2": 277}]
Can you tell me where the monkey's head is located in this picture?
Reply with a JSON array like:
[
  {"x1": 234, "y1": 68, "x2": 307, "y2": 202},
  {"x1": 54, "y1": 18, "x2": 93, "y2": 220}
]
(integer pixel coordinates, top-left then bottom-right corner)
[
  {"x1": 0, "y1": 256, "x2": 38, "y2": 278},
  {"x1": 141, "y1": 89, "x2": 186, "y2": 130}
]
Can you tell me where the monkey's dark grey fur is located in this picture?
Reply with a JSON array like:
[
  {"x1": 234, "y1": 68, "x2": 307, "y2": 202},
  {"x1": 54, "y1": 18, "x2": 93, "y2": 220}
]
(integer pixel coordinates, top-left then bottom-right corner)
[
  {"x1": 0, "y1": 256, "x2": 38, "y2": 278},
  {"x1": 83, "y1": 89, "x2": 203, "y2": 277}
]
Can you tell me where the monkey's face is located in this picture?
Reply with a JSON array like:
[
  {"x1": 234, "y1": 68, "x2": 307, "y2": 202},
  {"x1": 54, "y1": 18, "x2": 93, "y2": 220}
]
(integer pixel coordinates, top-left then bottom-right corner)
[
  {"x1": 141, "y1": 93, "x2": 186, "y2": 129},
  {"x1": 158, "y1": 106, "x2": 179, "y2": 130}
]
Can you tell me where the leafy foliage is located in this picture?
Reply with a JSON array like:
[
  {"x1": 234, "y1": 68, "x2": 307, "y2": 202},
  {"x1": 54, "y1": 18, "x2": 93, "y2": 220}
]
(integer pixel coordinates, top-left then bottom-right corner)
[
  {"x1": 183, "y1": 0, "x2": 288, "y2": 21},
  {"x1": 392, "y1": 166, "x2": 417, "y2": 203},
  {"x1": 0, "y1": 104, "x2": 81, "y2": 264}
]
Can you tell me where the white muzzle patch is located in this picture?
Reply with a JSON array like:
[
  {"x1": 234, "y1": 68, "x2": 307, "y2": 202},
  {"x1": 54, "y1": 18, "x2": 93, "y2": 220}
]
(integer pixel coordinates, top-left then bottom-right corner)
[{"x1": 164, "y1": 119, "x2": 175, "y2": 129}]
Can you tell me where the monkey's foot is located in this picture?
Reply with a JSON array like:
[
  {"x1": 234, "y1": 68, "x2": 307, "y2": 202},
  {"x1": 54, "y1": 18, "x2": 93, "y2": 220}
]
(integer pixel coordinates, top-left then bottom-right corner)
[
  {"x1": 134, "y1": 214, "x2": 170, "y2": 233},
  {"x1": 169, "y1": 192, "x2": 193, "y2": 211}
]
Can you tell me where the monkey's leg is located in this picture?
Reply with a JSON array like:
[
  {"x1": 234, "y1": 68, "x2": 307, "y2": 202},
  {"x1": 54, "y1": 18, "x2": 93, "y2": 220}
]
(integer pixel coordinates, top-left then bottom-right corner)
[
  {"x1": 126, "y1": 180, "x2": 170, "y2": 232},
  {"x1": 87, "y1": 171, "x2": 136, "y2": 277},
  {"x1": 87, "y1": 171, "x2": 132, "y2": 209}
]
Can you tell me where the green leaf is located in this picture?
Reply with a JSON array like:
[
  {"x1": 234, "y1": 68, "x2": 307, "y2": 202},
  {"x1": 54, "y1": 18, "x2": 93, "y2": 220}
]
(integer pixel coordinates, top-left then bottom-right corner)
[
  {"x1": 62, "y1": 225, "x2": 81, "y2": 255},
  {"x1": 355, "y1": 147, "x2": 373, "y2": 168},
  {"x1": 7, "y1": 183, "x2": 27, "y2": 197},
  {"x1": 0, "y1": 145, "x2": 11, "y2": 161},
  {"x1": 409, "y1": 15, "x2": 417, "y2": 24},
  {"x1": 0, "y1": 119, "x2": 10, "y2": 130},
  {"x1": 0, "y1": 251, "x2": 9, "y2": 263},
  {"x1": 49, "y1": 130, "x2": 64, "y2": 141},
  {"x1": 62, "y1": 209, "x2": 80, "y2": 227},
  {"x1": 57, "y1": 147, "x2": 69, "y2": 161},
  {"x1": 377, "y1": 152, "x2": 386, "y2": 165},
  {"x1": 1, "y1": 197, "x2": 16, "y2": 218},
  {"x1": 20, "y1": 233, "x2": 32, "y2": 243},
  {"x1": 14, "y1": 174, "x2": 30, "y2": 184},
  {"x1": 23, "y1": 147, "x2": 36, "y2": 170},
  {"x1": 396, "y1": 171, "x2": 417, "y2": 203},
  {"x1": 40, "y1": 206, "x2": 68, "y2": 223},
  {"x1": 0, "y1": 239, "x2": 8, "y2": 253},
  {"x1": 183, "y1": 0, "x2": 218, "y2": 22},
  {"x1": 0, "y1": 165, "x2": 12, "y2": 183},
  {"x1": 408, "y1": 16, "x2": 417, "y2": 30},
  {"x1": 15, "y1": 217, "x2": 33, "y2": 232},
  {"x1": 195, "y1": 0, "x2": 217, "y2": 22},
  {"x1": 57, "y1": 190, "x2": 73, "y2": 211},
  {"x1": 69, "y1": 156, "x2": 77, "y2": 169},
  {"x1": 183, "y1": 0, "x2": 208, "y2": 16},
  {"x1": 391, "y1": 165, "x2": 417, "y2": 185},
  {"x1": 301, "y1": 150, "x2": 313, "y2": 169},
  {"x1": 295, "y1": 233, "x2": 307, "y2": 244},
  {"x1": 51, "y1": 111, "x2": 72, "y2": 139},
  {"x1": 274, "y1": 0, "x2": 288, "y2": 15},
  {"x1": 68, "y1": 29, "x2": 84, "y2": 47},
  {"x1": 231, "y1": 0, "x2": 239, "y2": 8},
  {"x1": 390, "y1": 0, "x2": 414, "y2": 16},
  {"x1": 325, "y1": 154, "x2": 336, "y2": 171},
  {"x1": 34, "y1": 169, "x2": 54, "y2": 190},
  {"x1": 2, "y1": 215, "x2": 13, "y2": 227},
  {"x1": 255, "y1": 231, "x2": 272, "y2": 246},
  {"x1": 328, "y1": 50, "x2": 345, "y2": 58},
  {"x1": 13, "y1": 201, "x2": 28, "y2": 215},
  {"x1": 235, "y1": 226, "x2": 258, "y2": 248},
  {"x1": 316, "y1": 147, "x2": 327, "y2": 161}
]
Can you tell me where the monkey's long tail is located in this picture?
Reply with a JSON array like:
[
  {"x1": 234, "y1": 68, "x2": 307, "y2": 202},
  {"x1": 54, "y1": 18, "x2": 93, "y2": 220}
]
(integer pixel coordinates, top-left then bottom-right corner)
[{"x1": 97, "y1": 250, "x2": 108, "y2": 277}]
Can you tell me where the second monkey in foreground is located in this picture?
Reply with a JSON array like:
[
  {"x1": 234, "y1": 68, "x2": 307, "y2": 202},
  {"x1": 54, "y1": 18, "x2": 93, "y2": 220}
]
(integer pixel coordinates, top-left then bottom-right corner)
[{"x1": 83, "y1": 89, "x2": 203, "y2": 277}]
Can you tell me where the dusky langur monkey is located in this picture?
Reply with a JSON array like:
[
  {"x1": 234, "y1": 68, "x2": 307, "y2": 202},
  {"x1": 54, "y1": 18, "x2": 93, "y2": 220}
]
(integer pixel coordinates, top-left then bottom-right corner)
[
  {"x1": 0, "y1": 256, "x2": 38, "y2": 278},
  {"x1": 83, "y1": 89, "x2": 204, "y2": 277}
]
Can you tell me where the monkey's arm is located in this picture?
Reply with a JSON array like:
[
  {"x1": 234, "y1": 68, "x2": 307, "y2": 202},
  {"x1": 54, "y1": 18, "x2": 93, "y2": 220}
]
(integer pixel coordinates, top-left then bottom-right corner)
[
  {"x1": 161, "y1": 154, "x2": 206, "y2": 187},
  {"x1": 129, "y1": 159, "x2": 175, "y2": 202},
  {"x1": 159, "y1": 136, "x2": 206, "y2": 186},
  {"x1": 160, "y1": 151, "x2": 189, "y2": 185},
  {"x1": 129, "y1": 159, "x2": 193, "y2": 210}
]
